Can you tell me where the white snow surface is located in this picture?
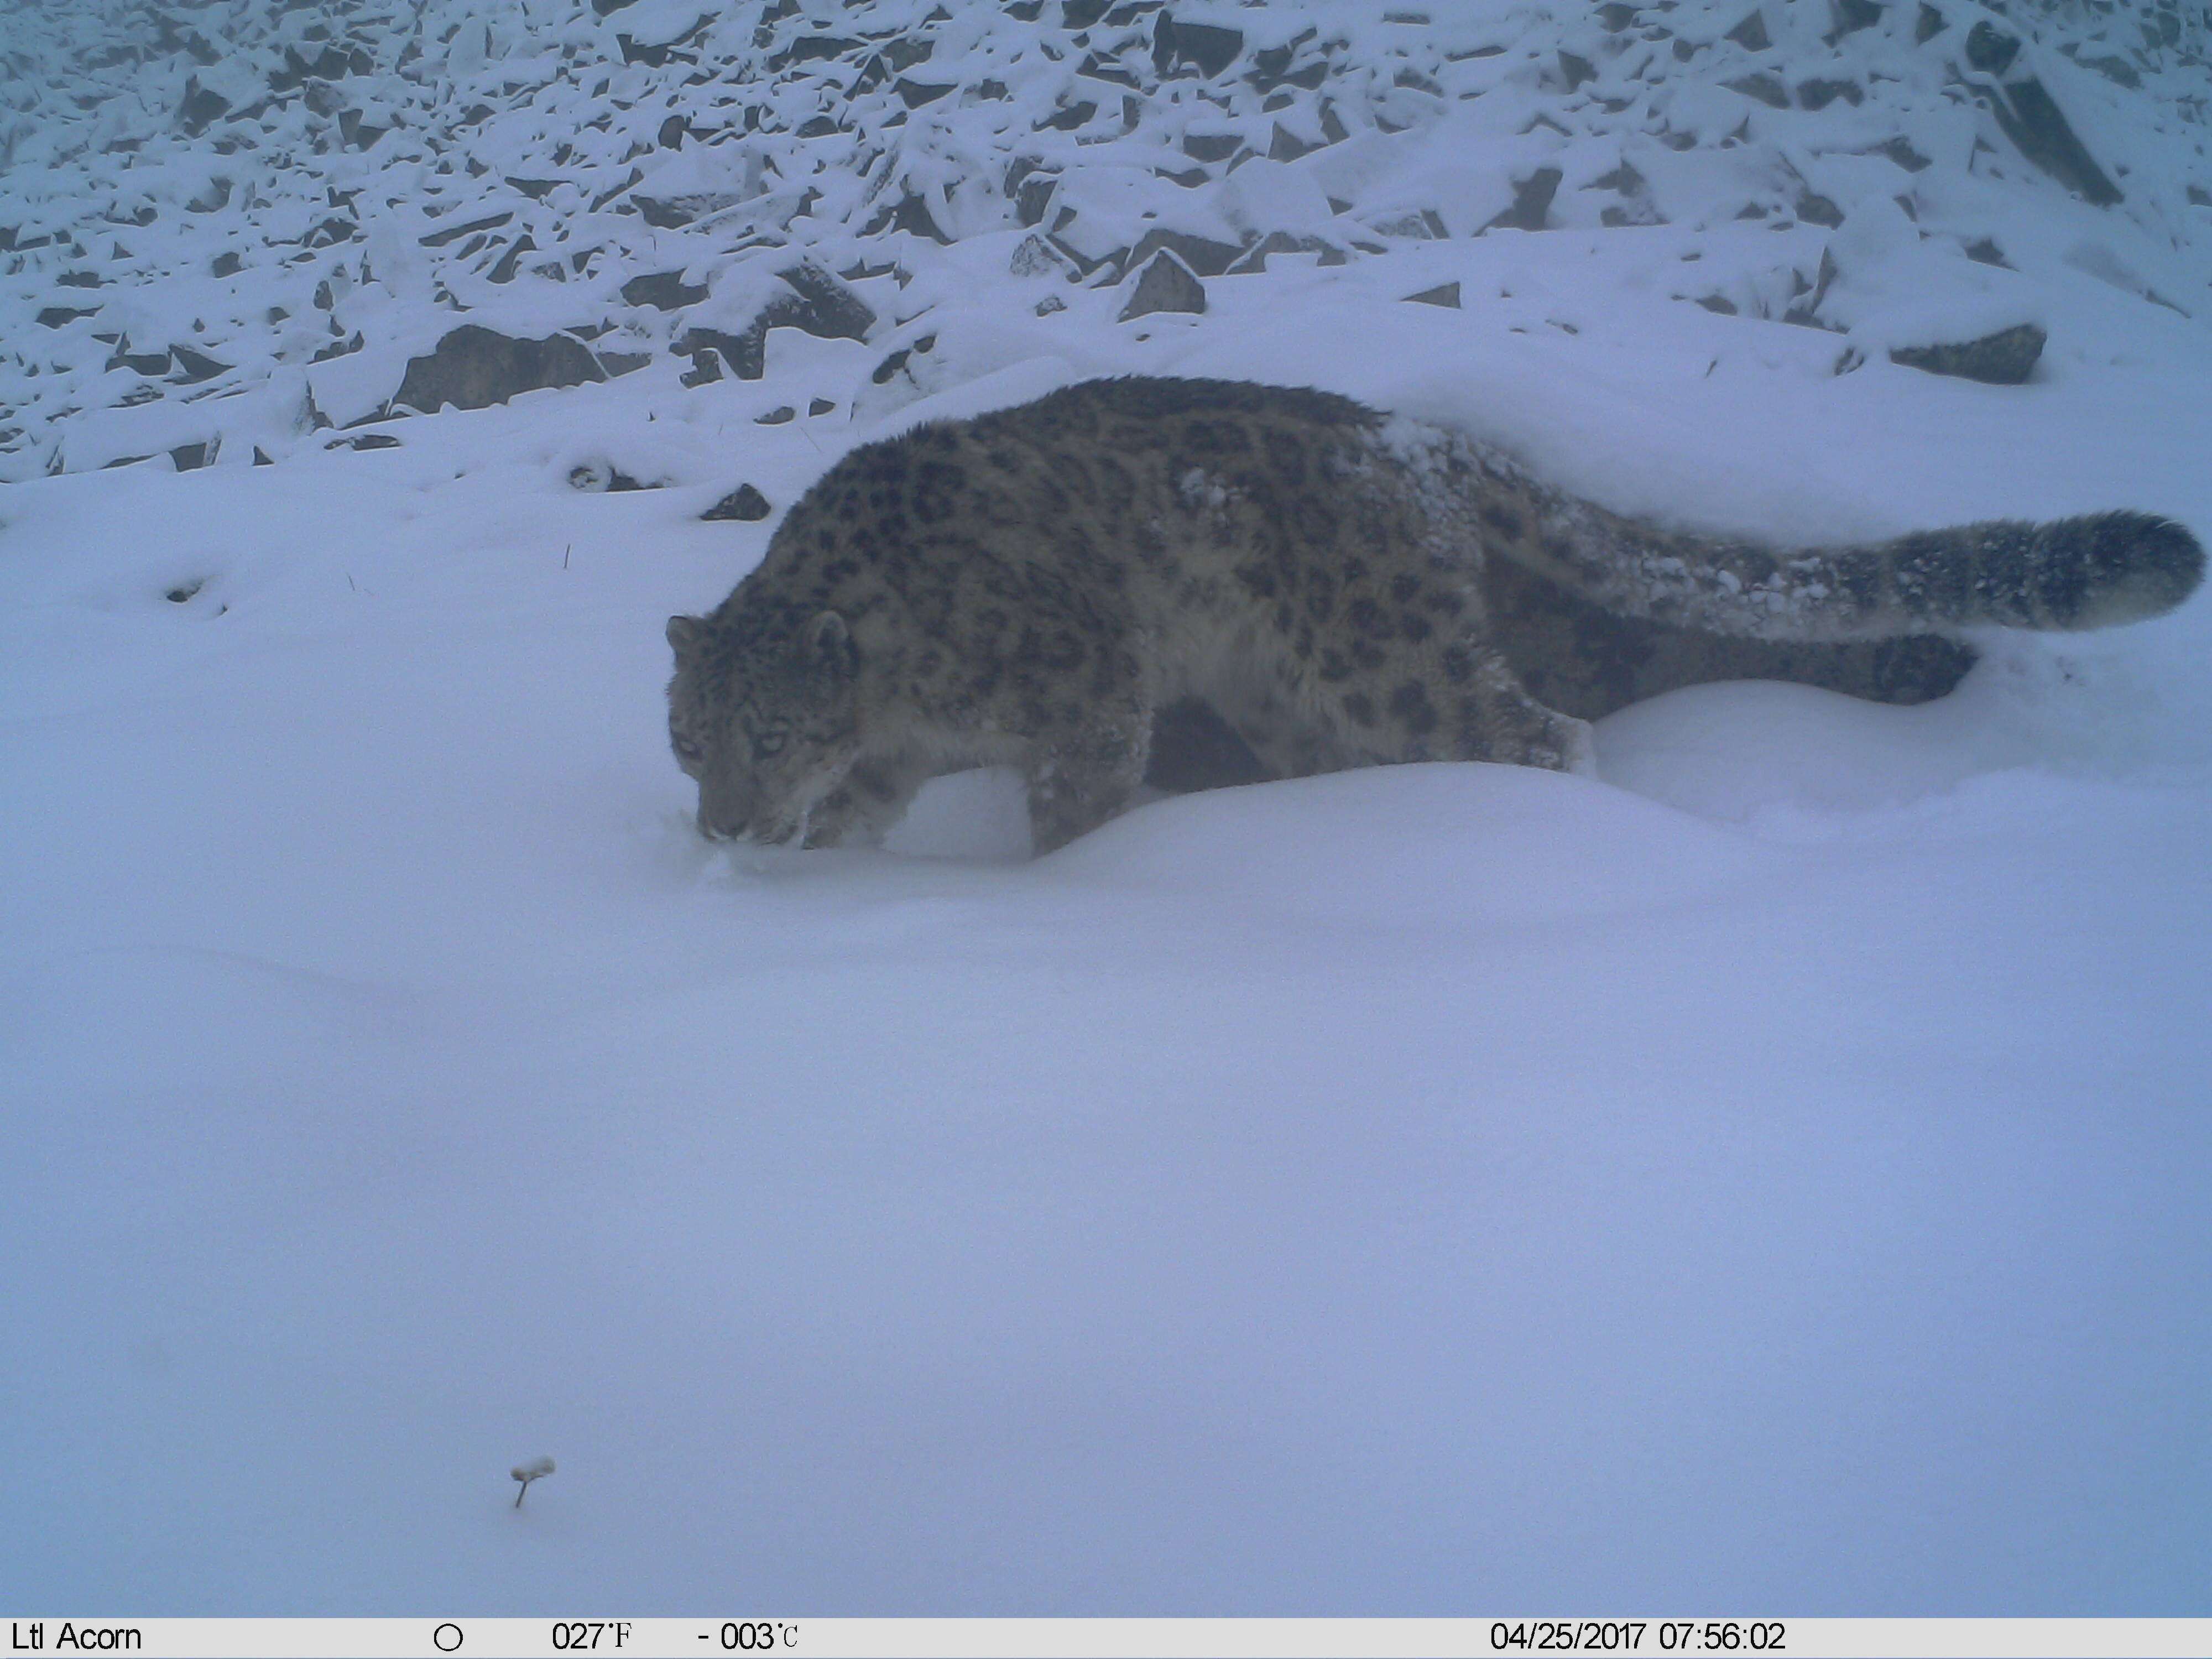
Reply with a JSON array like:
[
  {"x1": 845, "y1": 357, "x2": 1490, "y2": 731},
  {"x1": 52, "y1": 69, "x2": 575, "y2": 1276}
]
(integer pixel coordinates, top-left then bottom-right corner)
[{"x1": 4, "y1": 0, "x2": 2212, "y2": 1616}]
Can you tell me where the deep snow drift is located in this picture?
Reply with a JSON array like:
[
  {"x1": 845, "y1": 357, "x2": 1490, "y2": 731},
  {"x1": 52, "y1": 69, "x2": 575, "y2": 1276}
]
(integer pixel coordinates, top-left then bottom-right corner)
[{"x1": 4, "y1": 0, "x2": 2211, "y2": 1616}]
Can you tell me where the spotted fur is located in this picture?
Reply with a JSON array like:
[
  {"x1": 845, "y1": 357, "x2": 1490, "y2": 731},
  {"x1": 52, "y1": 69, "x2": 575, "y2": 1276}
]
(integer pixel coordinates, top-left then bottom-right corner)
[{"x1": 667, "y1": 378, "x2": 2201, "y2": 852}]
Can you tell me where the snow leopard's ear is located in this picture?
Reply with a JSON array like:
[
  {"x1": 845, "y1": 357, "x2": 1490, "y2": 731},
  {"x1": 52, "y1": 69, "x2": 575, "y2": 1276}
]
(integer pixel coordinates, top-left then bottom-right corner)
[
  {"x1": 804, "y1": 610, "x2": 857, "y2": 678},
  {"x1": 666, "y1": 614, "x2": 705, "y2": 654}
]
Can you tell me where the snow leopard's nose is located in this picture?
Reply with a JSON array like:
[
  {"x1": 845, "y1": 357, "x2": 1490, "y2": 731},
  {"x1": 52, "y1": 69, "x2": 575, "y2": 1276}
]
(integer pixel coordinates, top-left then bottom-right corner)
[
  {"x1": 696, "y1": 781, "x2": 757, "y2": 842},
  {"x1": 695, "y1": 802, "x2": 748, "y2": 841}
]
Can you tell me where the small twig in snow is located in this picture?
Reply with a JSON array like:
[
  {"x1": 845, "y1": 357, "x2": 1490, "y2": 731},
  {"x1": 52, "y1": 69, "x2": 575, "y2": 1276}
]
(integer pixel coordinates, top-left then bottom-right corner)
[{"x1": 512, "y1": 1455, "x2": 555, "y2": 1507}]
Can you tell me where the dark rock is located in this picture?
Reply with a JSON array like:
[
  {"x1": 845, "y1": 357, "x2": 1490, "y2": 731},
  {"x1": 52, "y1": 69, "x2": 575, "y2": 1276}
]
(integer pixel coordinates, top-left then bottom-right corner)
[
  {"x1": 1036, "y1": 100, "x2": 1100, "y2": 132},
  {"x1": 618, "y1": 20, "x2": 708, "y2": 69},
  {"x1": 1723, "y1": 72, "x2": 1791, "y2": 107},
  {"x1": 1267, "y1": 122, "x2": 1316, "y2": 161},
  {"x1": 1796, "y1": 77, "x2": 1861, "y2": 109},
  {"x1": 179, "y1": 75, "x2": 231, "y2": 135},
  {"x1": 1125, "y1": 227, "x2": 1245, "y2": 277},
  {"x1": 1593, "y1": 159, "x2": 1667, "y2": 226},
  {"x1": 884, "y1": 35, "x2": 936, "y2": 72},
  {"x1": 1794, "y1": 247, "x2": 1840, "y2": 321},
  {"x1": 419, "y1": 211, "x2": 512, "y2": 248},
  {"x1": 2069, "y1": 51, "x2": 2140, "y2": 90},
  {"x1": 764, "y1": 261, "x2": 877, "y2": 339},
  {"x1": 580, "y1": 170, "x2": 637, "y2": 217},
  {"x1": 1889, "y1": 321, "x2": 2046, "y2": 384},
  {"x1": 1696, "y1": 294, "x2": 1739, "y2": 315},
  {"x1": 170, "y1": 345, "x2": 229, "y2": 383},
  {"x1": 867, "y1": 191, "x2": 951, "y2": 243},
  {"x1": 755, "y1": 406, "x2": 796, "y2": 424},
  {"x1": 1963, "y1": 20, "x2": 2018, "y2": 75},
  {"x1": 895, "y1": 77, "x2": 955, "y2": 108},
  {"x1": 1488, "y1": 166, "x2": 1563, "y2": 232},
  {"x1": 212, "y1": 251, "x2": 243, "y2": 276},
  {"x1": 170, "y1": 441, "x2": 211, "y2": 471},
  {"x1": 1224, "y1": 231, "x2": 1340, "y2": 274},
  {"x1": 1404, "y1": 281, "x2": 1461, "y2": 308},
  {"x1": 487, "y1": 236, "x2": 538, "y2": 283},
  {"x1": 622, "y1": 270, "x2": 709, "y2": 309},
  {"x1": 672, "y1": 262, "x2": 875, "y2": 380},
  {"x1": 109, "y1": 345, "x2": 173, "y2": 375},
  {"x1": 1990, "y1": 78, "x2": 2123, "y2": 205},
  {"x1": 674, "y1": 327, "x2": 753, "y2": 378},
  {"x1": 1870, "y1": 136, "x2": 1932, "y2": 173},
  {"x1": 634, "y1": 194, "x2": 708, "y2": 229},
  {"x1": 869, "y1": 334, "x2": 936, "y2": 385},
  {"x1": 1119, "y1": 249, "x2": 1206, "y2": 320},
  {"x1": 1795, "y1": 191, "x2": 1844, "y2": 227},
  {"x1": 1154, "y1": 14, "x2": 1244, "y2": 78},
  {"x1": 1916, "y1": 3, "x2": 1944, "y2": 42},
  {"x1": 1182, "y1": 131, "x2": 1241, "y2": 162},
  {"x1": 337, "y1": 109, "x2": 389, "y2": 150},
  {"x1": 1016, "y1": 173, "x2": 1058, "y2": 226},
  {"x1": 771, "y1": 33, "x2": 862, "y2": 69},
  {"x1": 1010, "y1": 233, "x2": 1075, "y2": 278},
  {"x1": 1963, "y1": 237, "x2": 2011, "y2": 267},
  {"x1": 808, "y1": 398, "x2": 835, "y2": 416},
  {"x1": 392, "y1": 326, "x2": 606, "y2": 413},
  {"x1": 1558, "y1": 50, "x2": 1596, "y2": 90},
  {"x1": 1828, "y1": 0, "x2": 1884, "y2": 36},
  {"x1": 34, "y1": 306, "x2": 95, "y2": 328},
  {"x1": 1725, "y1": 9, "x2": 1770, "y2": 49},
  {"x1": 569, "y1": 460, "x2": 653, "y2": 491},
  {"x1": 701, "y1": 483, "x2": 771, "y2": 521}
]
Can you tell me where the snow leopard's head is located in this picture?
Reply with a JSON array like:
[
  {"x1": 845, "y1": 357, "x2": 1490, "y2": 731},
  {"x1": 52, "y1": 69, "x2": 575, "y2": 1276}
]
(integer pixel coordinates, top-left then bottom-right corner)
[{"x1": 665, "y1": 605, "x2": 862, "y2": 844}]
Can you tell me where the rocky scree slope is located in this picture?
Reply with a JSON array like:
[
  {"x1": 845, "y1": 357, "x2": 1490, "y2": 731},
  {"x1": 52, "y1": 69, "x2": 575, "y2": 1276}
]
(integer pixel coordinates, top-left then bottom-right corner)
[{"x1": 0, "y1": 0, "x2": 2208, "y2": 484}]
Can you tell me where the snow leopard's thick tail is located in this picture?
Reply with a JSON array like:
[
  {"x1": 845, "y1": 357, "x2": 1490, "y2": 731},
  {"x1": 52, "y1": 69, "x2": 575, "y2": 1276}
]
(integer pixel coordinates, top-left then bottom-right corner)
[{"x1": 1443, "y1": 434, "x2": 2204, "y2": 642}]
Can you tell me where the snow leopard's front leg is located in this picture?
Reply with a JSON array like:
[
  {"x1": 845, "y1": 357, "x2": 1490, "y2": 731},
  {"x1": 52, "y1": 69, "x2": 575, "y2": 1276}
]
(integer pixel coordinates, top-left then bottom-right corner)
[
  {"x1": 798, "y1": 751, "x2": 938, "y2": 847},
  {"x1": 1024, "y1": 701, "x2": 1153, "y2": 854}
]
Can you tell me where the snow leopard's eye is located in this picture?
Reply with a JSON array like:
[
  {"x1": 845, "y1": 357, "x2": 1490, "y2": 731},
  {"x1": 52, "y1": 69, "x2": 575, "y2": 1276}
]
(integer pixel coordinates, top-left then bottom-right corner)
[
  {"x1": 753, "y1": 730, "x2": 787, "y2": 759},
  {"x1": 670, "y1": 731, "x2": 703, "y2": 764}
]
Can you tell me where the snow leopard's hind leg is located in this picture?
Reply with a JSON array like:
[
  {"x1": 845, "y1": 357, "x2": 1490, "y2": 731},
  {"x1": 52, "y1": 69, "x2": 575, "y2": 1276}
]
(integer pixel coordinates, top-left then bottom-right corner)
[
  {"x1": 1431, "y1": 641, "x2": 1597, "y2": 775},
  {"x1": 1250, "y1": 640, "x2": 1595, "y2": 780}
]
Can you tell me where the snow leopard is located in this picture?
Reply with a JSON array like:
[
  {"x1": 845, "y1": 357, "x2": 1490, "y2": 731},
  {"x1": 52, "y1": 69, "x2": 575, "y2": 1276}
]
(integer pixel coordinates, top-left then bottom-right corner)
[{"x1": 666, "y1": 377, "x2": 2201, "y2": 853}]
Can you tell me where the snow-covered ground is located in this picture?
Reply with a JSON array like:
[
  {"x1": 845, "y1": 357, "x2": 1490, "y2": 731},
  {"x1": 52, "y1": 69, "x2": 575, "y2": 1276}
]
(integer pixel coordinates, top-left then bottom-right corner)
[{"x1": 4, "y1": 0, "x2": 2211, "y2": 1615}]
